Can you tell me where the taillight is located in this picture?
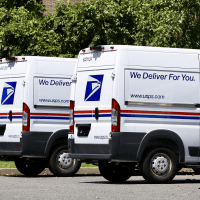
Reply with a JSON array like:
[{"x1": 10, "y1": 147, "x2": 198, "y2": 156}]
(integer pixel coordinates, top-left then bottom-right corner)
[
  {"x1": 111, "y1": 99, "x2": 120, "y2": 132},
  {"x1": 22, "y1": 103, "x2": 30, "y2": 131},
  {"x1": 70, "y1": 100, "x2": 75, "y2": 132}
]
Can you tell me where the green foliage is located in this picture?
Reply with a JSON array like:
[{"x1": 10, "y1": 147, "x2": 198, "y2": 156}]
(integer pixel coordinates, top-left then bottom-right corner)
[
  {"x1": 47, "y1": 0, "x2": 137, "y2": 57},
  {"x1": 0, "y1": 0, "x2": 46, "y2": 17},
  {"x1": 0, "y1": 6, "x2": 59, "y2": 58},
  {"x1": 133, "y1": 0, "x2": 200, "y2": 48},
  {"x1": 1, "y1": 0, "x2": 200, "y2": 58}
]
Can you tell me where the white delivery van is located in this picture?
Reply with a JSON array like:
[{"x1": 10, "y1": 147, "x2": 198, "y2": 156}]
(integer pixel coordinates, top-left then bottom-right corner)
[
  {"x1": 0, "y1": 56, "x2": 81, "y2": 176},
  {"x1": 68, "y1": 45, "x2": 200, "y2": 183}
]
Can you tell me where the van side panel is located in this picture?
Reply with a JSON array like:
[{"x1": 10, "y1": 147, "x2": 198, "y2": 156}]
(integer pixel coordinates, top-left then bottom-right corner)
[{"x1": 118, "y1": 51, "x2": 200, "y2": 163}]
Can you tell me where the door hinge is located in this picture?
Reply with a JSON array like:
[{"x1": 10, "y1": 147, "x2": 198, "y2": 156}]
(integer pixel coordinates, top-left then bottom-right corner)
[
  {"x1": 71, "y1": 74, "x2": 77, "y2": 82},
  {"x1": 22, "y1": 80, "x2": 26, "y2": 86},
  {"x1": 111, "y1": 71, "x2": 115, "y2": 79}
]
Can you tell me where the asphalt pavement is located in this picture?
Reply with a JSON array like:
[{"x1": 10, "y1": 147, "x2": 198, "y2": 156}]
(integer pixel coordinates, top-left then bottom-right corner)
[{"x1": 0, "y1": 172, "x2": 200, "y2": 200}]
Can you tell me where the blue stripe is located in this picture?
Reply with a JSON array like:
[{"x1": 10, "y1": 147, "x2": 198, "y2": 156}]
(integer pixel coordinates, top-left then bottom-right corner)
[
  {"x1": 99, "y1": 114, "x2": 111, "y2": 117},
  {"x1": 0, "y1": 117, "x2": 8, "y2": 119},
  {"x1": 75, "y1": 115, "x2": 93, "y2": 118},
  {"x1": 121, "y1": 114, "x2": 200, "y2": 120},
  {"x1": 30, "y1": 116, "x2": 70, "y2": 120},
  {"x1": 13, "y1": 116, "x2": 22, "y2": 119},
  {"x1": 75, "y1": 114, "x2": 111, "y2": 118},
  {"x1": 0, "y1": 116, "x2": 22, "y2": 119}
]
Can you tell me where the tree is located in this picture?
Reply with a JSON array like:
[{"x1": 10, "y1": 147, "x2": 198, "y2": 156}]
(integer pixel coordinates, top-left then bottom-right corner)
[
  {"x1": 47, "y1": 0, "x2": 137, "y2": 57},
  {"x1": 0, "y1": 6, "x2": 59, "y2": 58},
  {"x1": 48, "y1": 0, "x2": 200, "y2": 57},
  {"x1": 130, "y1": 0, "x2": 200, "y2": 49},
  {"x1": 1, "y1": 0, "x2": 200, "y2": 58},
  {"x1": 0, "y1": 0, "x2": 46, "y2": 17}
]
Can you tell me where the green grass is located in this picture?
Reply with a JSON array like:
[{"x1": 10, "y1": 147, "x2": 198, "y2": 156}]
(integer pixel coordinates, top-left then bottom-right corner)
[
  {"x1": 81, "y1": 162, "x2": 97, "y2": 168},
  {"x1": 0, "y1": 161, "x2": 16, "y2": 168},
  {"x1": 0, "y1": 161, "x2": 97, "y2": 168}
]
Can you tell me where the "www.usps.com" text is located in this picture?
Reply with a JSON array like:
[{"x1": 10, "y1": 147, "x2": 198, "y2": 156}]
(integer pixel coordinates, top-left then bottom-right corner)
[
  {"x1": 131, "y1": 94, "x2": 165, "y2": 99},
  {"x1": 39, "y1": 99, "x2": 69, "y2": 103}
]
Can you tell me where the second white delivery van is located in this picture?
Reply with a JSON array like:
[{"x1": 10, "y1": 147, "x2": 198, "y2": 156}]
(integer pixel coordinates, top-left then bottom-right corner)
[{"x1": 0, "y1": 56, "x2": 81, "y2": 176}]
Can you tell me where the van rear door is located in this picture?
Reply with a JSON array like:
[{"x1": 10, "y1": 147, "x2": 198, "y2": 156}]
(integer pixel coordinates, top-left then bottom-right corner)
[
  {"x1": 74, "y1": 49, "x2": 116, "y2": 145},
  {"x1": 0, "y1": 60, "x2": 26, "y2": 151}
]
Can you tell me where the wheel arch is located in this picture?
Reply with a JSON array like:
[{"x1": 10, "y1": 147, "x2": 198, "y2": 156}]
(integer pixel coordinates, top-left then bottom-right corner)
[
  {"x1": 136, "y1": 129, "x2": 185, "y2": 162},
  {"x1": 44, "y1": 129, "x2": 69, "y2": 157}
]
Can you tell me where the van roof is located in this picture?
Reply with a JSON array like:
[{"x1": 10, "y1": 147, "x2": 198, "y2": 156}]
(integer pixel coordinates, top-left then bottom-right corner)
[
  {"x1": 0, "y1": 56, "x2": 76, "y2": 64},
  {"x1": 81, "y1": 45, "x2": 200, "y2": 55}
]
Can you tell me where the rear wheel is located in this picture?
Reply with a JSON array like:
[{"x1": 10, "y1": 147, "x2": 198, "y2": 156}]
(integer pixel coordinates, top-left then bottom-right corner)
[
  {"x1": 15, "y1": 158, "x2": 45, "y2": 176},
  {"x1": 48, "y1": 145, "x2": 81, "y2": 177},
  {"x1": 99, "y1": 161, "x2": 132, "y2": 182},
  {"x1": 193, "y1": 169, "x2": 200, "y2": 175},
  {"x1": 140, "y1": 148, "x2": 178, "y2": 183}
]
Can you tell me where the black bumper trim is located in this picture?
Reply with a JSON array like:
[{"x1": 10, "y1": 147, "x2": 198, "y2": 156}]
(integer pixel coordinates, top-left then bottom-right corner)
[
  {"x1": 69, "y1": 153, "x2": 111, "y2": 160},
  {"x1": 68, "y1": 132, "x2": 146, "y2": 161},
  {"x1": 0, "y1": 151, "x2": 22, "y2": 156},
  {"x1": 0, "y1": 142, "x2": 21, "y2": 156},
  {"x1": 21, "y1": 131, "x2": 52, "y2": 156}
]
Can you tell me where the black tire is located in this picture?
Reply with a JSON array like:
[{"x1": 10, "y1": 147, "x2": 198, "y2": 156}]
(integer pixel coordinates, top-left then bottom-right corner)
[
  {"x1": 140, "y1": 148, "x2": 178, "y2": 184},
  {"x1": 48, "y1": 145, "x2": 81, "y2": 177},
  {"x1": 15, "y1": 158, "x2": 45, "y2": 176},
  {"x1": 193, "y1": 169, "x2": 200, "y2": 175},
  {"x1": 99, "y1": 161, "x2": 132, "y2": 182}
]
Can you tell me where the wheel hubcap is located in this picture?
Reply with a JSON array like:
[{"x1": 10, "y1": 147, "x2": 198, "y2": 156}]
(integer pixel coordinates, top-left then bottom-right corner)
[
  {"x1": 151, "y1": 153, "x2": 171, "y2": 177},
  {"x1": 57, "y1": 151, "x2": 73, "y2": 169}
]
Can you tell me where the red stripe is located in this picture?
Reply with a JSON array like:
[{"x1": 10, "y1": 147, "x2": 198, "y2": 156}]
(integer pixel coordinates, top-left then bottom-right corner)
[
  {"x1": 12, "y1": 112, "x2": 23, "y2": 115},
  {"x1": 30, "y1": 113, "x2": 70, "y2": 116},
  {"x1": 121, "y1": 110, "x2": 200, "y2": 116},
  {"x1": 99, "y1": 110, "x2": 112, "y2": 113},
  {"x1": 0, "y1": 113, "x2": 8, "y2": 116},
  {"x1": 74, "y1": 110, "x2": 92, "y2": 114},
  {"x1": 0, "y1": 112, "x2": 22, "y2": 116}
]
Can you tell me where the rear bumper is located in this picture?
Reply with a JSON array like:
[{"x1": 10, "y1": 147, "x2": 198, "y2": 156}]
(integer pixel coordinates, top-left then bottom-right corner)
[
  {"x1": 0, "y1": 142, "x2": 22, "y2": 156},
  {"x1": 68, "y1": 132, "x2": 146, "y2": 161},
  {"x1": 20, "y1": 131, "x2": 52, "y2": 157},
  {"x1": 68, "y1": 137, "x2": 111, "y2": 160}
]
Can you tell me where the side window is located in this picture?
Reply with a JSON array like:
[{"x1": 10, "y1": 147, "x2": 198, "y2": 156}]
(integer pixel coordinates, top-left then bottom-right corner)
[
  {"x1": 33, "y1": 77, "x2": 71, "y2": 108},
  {"x1": 125, "y1": 69, "x2": 199, "y2": 106}
]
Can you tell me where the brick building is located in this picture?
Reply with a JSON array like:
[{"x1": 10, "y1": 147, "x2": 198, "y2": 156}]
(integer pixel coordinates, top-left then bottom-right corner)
[{"x1": 43, "y1": 0, "x2": 90, "y2": 13}]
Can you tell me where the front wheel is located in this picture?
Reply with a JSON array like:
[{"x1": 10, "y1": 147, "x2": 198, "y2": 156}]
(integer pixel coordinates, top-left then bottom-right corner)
[
  {"x1": 140, "y1": 148, "x2": 178, "y2": 183},
  {"x1": 15, "y1": 158, "x2": 45, "y2": 176},
  {"x1": 48, "y1": 145, "x2": 81, "y2": 177},
  {"x1": 99, "y1": 161, "x2": 132, "y2": 182}
]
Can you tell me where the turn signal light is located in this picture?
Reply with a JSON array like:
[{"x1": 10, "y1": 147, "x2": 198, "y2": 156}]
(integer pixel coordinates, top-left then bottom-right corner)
[
  {"x1": 111, "y1": 98, "x2": 120, "y2": 132},
  {"x1": 69, "y1": 100, "x2": 75, "y2": 132},
  {"x1": 22, "y1": 103, "x2": 30, "y2": 131}
]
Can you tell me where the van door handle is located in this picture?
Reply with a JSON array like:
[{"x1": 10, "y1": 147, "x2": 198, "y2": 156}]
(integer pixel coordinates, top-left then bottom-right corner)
[
  {"x1": 95, "y1": 107, "x2": 99, "y2": 120},
  {"x1": 9, "y1": 110, "x2": 12, "y2": 122}
]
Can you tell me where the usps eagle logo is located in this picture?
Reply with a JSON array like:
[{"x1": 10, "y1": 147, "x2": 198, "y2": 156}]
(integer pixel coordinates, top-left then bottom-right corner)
[
  {"x1": 84, "y1": 75, "x2": 104, "y2": 101},
  {"x1": 1, "y1": 82, "x2": 17, "y2": 105}
]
